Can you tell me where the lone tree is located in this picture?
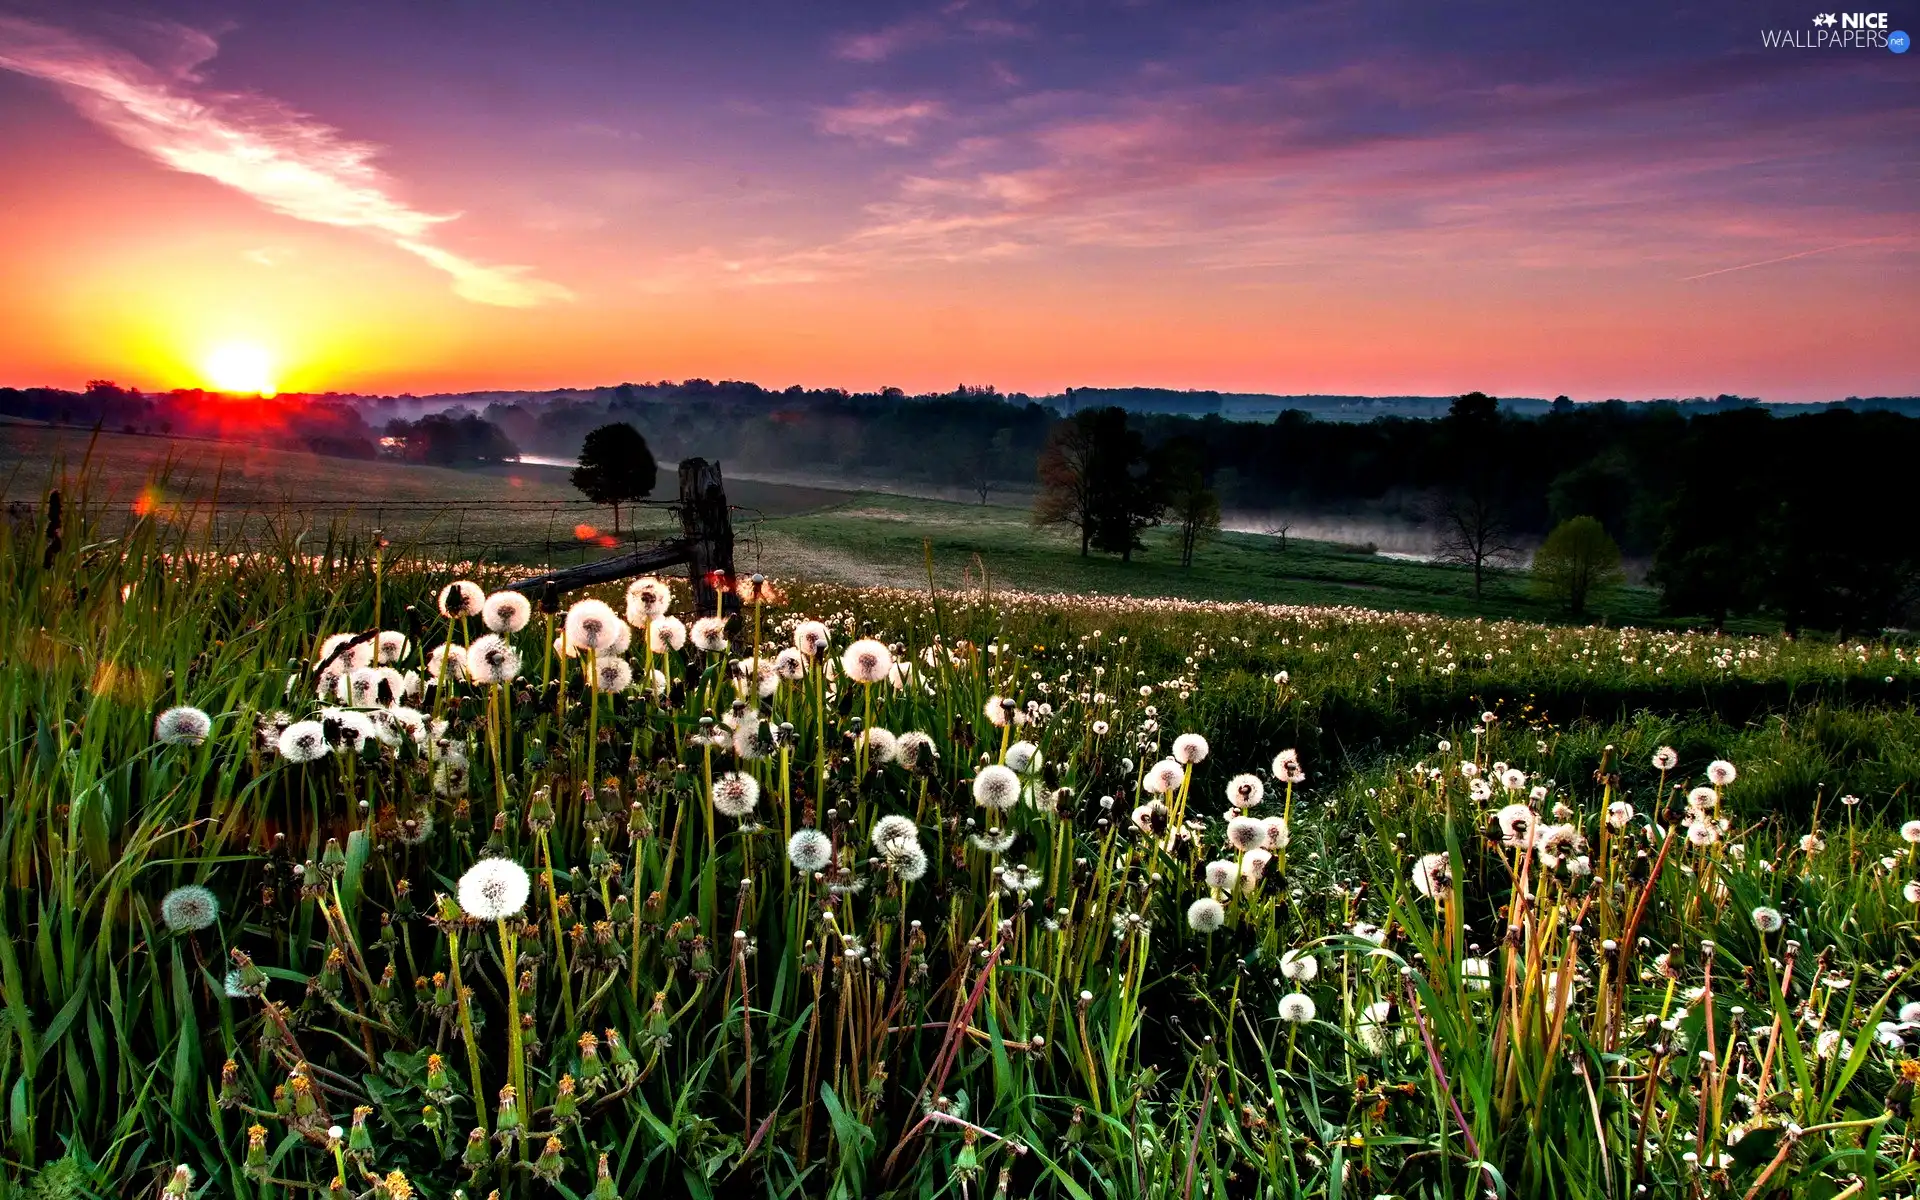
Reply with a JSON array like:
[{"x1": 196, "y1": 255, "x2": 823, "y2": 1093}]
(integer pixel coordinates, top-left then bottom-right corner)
[
  {"x1": 1160, "y1": 438, "x2": 1219, "y2": 568},
  {"x1": 1430, "y1": 484, "x2": 1519, "y2": 599},
  {"x1": 571, "y1": 422, "x2": 658, "y2": 536},
  {"x1": 1430, "y1": 392, "x2": 1518, "y2": 598},
  {"x1": 1532, "y1": 516, "x2": 1625, "y2": 617},
  {"x1": 1035, "y1": 406, "x2": 1162, "y2": 560}
]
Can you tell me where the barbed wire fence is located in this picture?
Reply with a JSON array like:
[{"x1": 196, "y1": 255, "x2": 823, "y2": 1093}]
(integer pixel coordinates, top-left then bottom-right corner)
[{"x1": 171, "y1": 494, "x2": 775, "y2": 580}]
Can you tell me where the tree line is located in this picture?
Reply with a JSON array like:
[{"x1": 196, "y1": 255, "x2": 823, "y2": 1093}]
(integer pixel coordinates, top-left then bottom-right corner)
[
  {"x1": 1031, "y1": 396, "x2": 1920, "y2": 634},
  {"x1": 9, "y1": 379, "x2": 1918, "y2": 632}
]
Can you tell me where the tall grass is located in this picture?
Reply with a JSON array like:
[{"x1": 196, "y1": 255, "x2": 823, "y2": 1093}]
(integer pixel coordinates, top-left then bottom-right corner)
[{"x1": 2, "y1": 476, "x2": 1919, "y2": 1198}]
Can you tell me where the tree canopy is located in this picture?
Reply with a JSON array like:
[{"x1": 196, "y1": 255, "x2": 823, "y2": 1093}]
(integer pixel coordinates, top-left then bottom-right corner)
[
  {"x1": 570, "y1": 422, "x2": 659, "y2": 535},
  {"x1": 1532, "y1": 516, "x2": 1625, "y2": 616}
]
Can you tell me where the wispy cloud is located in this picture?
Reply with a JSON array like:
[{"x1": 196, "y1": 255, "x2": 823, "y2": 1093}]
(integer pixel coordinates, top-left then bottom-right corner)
[
  {"x1": 831, "y1": 19, "x2": 940, "y2": 64},
  {"x1": 0, "y1": 15, "x2": 570, "y2": 307},
  {"x1": 830, "y1": 4, "x2": 1032, "y2": 63},
  {"x1": 703, "y1": 46, "x2": 1919, "y2": 289},
  {"x1": 817, "y1": 95, "x2": 945, "y2": 145}
]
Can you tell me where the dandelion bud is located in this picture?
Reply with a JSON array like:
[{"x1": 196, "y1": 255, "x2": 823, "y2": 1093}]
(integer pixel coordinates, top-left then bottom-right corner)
[{"x1": 462, "y1": 1127, "x2": 490, "y2": 1169}]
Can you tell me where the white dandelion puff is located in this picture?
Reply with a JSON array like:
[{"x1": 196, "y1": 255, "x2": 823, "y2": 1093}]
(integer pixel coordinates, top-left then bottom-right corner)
[
  {"x1": 711, "y1": 772, "x2": 761, "y2": 818},
  {"x1": 841, "y1": 638, "x2": 893, "y2": 684},
  {"x1": 594, "y1": 657, "x2": 634, "y2": 693},
  {"x1": 481, "y1": 591, "x2": 532, "y2": 633},
  {"x1": 649, "y1": 616, "x2": 688, "y2": 653},
  {"x1": 1278, "y1": 993, "x2": 1317, "y2": 1023},
  {"x1": 1226, "y1": 774, "x2": 1264, "y2": 809},
  {"x1": 563, "y1": 599, "x2": 624, "y2": 652},
  {"x1": 787, "y1": 828, "x2": 833, "y2": 873},
  {"x1": 1186, "y1": 897, "x2": 1226, "y2": 933},
  {"x1": 277, "y1": 721, "x2": 330, "y2": 763},
  {"x1": 457, "y1": 858, "x2": 531, "y2": 921},
  {"x1": 154, "y1": 706, "x2": 212, "y2": 746},
  {"x1": 1172, "y1": 733, "x2": 1209, "y2": 764},
  {"x1": 690, "y1": 616, "x2": 730, "y2": 653},
  {"x1": 973, "y1": 764, "x2": 1022, "y2": 810},
  {"x1": 160, "y1": 885, "x2": 219, "y2": 932},
  {"x1": 1143, "y1": 758, "x2": 1186, "y2": 795}
]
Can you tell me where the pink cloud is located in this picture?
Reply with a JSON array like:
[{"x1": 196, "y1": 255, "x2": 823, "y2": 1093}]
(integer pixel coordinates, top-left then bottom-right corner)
[
  {"x1": 0, "y1": 15, "x2": 571, "y2": 306},
  {"x1": 818, "y1": 95, "x2": 945, "y2": 146}
]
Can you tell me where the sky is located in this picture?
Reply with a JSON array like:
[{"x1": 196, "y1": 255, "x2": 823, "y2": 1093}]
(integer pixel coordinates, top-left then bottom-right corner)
[{"x1": 0, "y1": 0, "x2": 1915, "y2": 401}]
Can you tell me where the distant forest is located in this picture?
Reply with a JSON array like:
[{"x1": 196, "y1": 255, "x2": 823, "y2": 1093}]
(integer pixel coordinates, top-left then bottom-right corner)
[{"x1": 6, "y1": 378, "x2": 1919, "y2": 630}]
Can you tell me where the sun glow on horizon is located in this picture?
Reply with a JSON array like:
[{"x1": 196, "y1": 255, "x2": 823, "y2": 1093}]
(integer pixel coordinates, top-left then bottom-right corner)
[{"x1": 201, "y1": 341, "x2": 278, "y2": 396}]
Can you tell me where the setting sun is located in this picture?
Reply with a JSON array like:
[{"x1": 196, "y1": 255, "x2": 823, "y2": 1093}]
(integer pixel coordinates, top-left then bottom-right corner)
[{"x1": 201, "y1": 342, "x2": 277, "y2": 396}]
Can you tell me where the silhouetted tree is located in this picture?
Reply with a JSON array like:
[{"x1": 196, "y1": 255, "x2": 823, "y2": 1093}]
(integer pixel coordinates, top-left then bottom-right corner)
[
  {"x1": 970, "y1": 427, "x2": 1013, "y2": 505},
  {"x1": 1532, "y1": 516, "x2": 1624, "y2": 616},
  {"x1": 1035, "y1": 407, "x2": 1162, "y2": 560},
  {"x1": 383, "y1": 412, "x2": 518, "y2": 466},
  {"x1": 571, "y1": 422, "x2": 658, "y2": 536},
  {"x1": 1160, "y1": 439, "x2": 1219, "y2": 568},
  {"x1": 1034, "y1": 412, "x2": 1103, "y2": 556}
]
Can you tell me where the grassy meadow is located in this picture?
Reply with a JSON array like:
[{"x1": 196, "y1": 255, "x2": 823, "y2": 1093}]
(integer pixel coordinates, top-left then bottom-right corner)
[
  {"x1": 1, "y1": 423, "x2": 1667, "y2": 623},
  {"x1": 4, "y1": 436, "x2": 1920, "y2": 1198}
]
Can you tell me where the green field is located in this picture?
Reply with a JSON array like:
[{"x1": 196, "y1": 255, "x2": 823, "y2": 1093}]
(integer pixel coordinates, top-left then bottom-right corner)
[
  {"x1": 2, "y1": 444, "x2": 1917, "y2": 1198},
  {"x1": 2, "y1": 423, "x2": 1669, "y2": 624}
]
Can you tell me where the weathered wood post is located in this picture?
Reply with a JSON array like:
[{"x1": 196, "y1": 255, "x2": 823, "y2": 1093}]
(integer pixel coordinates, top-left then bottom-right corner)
[
  {"x1": 505, "y1": 457, "x2": 734, "y2": 609},
  {"x1": 678, "y1": 457, "x2": 736, "y2": 616}
]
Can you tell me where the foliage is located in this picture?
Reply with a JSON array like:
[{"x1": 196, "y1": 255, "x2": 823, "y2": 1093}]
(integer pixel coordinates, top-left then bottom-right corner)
[
  {"x1": 1532, "y1": 515, "x2": 1626, "y2": 616},
  {"x1": 570, "y1": 422, "x2": 659, "y2": 535},
  {"x1": 1033, "y1": 407, "x2": 1164, "y2": 561},
  {"x1": 1158, "y1": 438, "x2": 1219, "y2": 568}
]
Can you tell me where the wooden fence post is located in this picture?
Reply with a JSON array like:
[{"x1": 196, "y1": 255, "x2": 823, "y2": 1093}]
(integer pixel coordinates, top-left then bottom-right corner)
[
  {"x1": 506, "y1": 457, "x2": 734, "y2": 609},
  {"x1": 679, "y1": 457, "x2": 736, "y2": 617}
]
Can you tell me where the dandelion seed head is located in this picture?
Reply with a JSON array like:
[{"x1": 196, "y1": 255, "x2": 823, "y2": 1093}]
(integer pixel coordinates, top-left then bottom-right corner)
[
  {"x1": 841, "y1": 638, "x2": 893, "y2": 684},
  {"x1": 482, "y1": 591, "x2": 532, "y2": 633},
  {"x1": 973, "y1": 764, "x2": 1022, "y2": 810},
  {"x1": 1226, "y1": 773, "x2": 1264, "y2": 809},
  {"x1": 1226, "y1": 816, "x2": 1266, "y2": 852},
  {"x1": 1280, "y1": 949, "x2": 1318, "y2": 982},
  {"x1": 154, "y1": 706, "x2": 212, "y2": 746},
  {"x1": 594, "y1": 657, "x2": 634, "y2": 693},
  {"x1": 465, "y1": 634, "x2": 522, "y2": 685},
  {"x1": 896, "y1": 731, "x2": 938, "y2": 770},
  {"x1": 793, "y1": 620, "x2": 831, "y2": 658},
  {"x1": 457, "y1": 858, "x2": 531, "y2": 921},
  {"x1": 563, "y1": 599, "x2": 624, "y2": 652},
  {"x1": 711, "y1": 772, "x2": 761, "y2": 818},
  {"x1": 1278, "y1": 993, "x2": 1316, "y2": 1023},
  {"x1": 1411, "y1": 852, "x2": 1452, "y2": 900},
  {"x1": 437, "y1": 580, "x2": 484, "y2": 619},
  {"x1": 277, "y1": 720, "x2": 330, "y2": 763},
  {"x1": 691, "y1": 616, "x2": 730, "y2": 653},
  {"x1": 160, "y1": 885, "x2": 219, "y2": 932},
  {"x1": 1144, "y1": 758, "x2": 1186, "y2": 795},
  {"x1": 787, "y1": 829, "x2": 833, "y2": 873},
  {"x1": 1186, "y1": 897, "x2": 1226, "y2": 933},
  {"x1": 1172, "y1": 733, "x2": 1209, "y2": 764},
  {"x1": 625, "y1": 576, "x2": 673, "y2": 624}
]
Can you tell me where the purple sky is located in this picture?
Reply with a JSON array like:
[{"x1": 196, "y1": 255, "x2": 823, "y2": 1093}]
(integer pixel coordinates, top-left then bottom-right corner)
[{"x1": 1, "y1": 0, "x2": 1915, "y2": 398}]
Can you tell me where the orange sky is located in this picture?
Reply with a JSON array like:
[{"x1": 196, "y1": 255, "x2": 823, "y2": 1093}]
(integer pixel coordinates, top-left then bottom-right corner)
[{"x1": 1, "y1": 4, "x2": 1915, "y2": 402}]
